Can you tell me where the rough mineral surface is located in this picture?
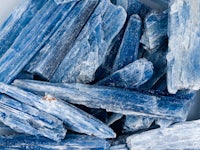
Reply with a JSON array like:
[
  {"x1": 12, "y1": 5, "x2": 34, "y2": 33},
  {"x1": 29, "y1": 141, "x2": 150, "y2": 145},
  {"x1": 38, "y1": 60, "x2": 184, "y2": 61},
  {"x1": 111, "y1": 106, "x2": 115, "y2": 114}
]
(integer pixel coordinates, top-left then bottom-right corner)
[
  {"x1": 0, "y1": 134, "x2": 110, "y2": 149},
  {"x1": 51, "y1": 0, "x2": 127, "y2": 83},
  {"x1": 13, "y1": 79, "x2": 194, "y2": 121},
  {"x1": 167, "y1": 0, "x2": 200, "y2": 94},
  {"x1": 0, "y1": 83, "x2": 116, "y2": 139},
  {"x1": 127, "y1": 119, "x2": 200, "y2": 150}
]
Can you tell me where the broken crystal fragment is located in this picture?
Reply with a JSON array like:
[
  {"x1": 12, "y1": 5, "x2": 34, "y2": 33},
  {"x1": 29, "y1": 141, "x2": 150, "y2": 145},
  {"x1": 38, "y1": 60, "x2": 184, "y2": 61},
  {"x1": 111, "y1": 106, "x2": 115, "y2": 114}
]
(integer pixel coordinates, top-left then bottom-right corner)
[
  {"x1": 112, "y1": 14, "x2": 142, "y2": 72},
  {"x1": 0, "y1": 0, "x2": 47, "y2": 57},
  {"x1": 13, "y1": 79, "x2": 194, "y2": 121},
  {"x1": 116, "y1": 0, "x2": 150, "y2": 18},
  {"x1": 0, "y1": 0, "x2": 77, "y2": 84},
  {"x1": 127, "y1": 119, "x2": 200, "y2": 150},
  {"x1": 54, "y1": 0, "x2": 80, "y2": 5},
  {"x1": 51, "y1": 0, "x2": 127, "y2": 83},
  {"x1": 26, "y1": 0, "x2": 98, "y2": 80},
  {"x1": 141, "y1": 43, "x2": 168, "y2": 89},
  {"x1": 167, "y1": 0, "x2": 200, "y2": 93},
  {"x1": 140, "y1": 10, "x2": 168, "y2": 50},
  {"x1": 0, "y1": 134, "x2": 110, "y2": 149},
  {"x1": 0, "y1": 83, "x2": 116, "y2": 139},
  {"x1": 0, "y1": 95, "x2": 66, "y2": 141},
  {"x1": 98, "y1": 58, "x2": 153, "y2": 89},
  {"x1": 124, "y1": 116, "x2": 154, "y2": 132}
]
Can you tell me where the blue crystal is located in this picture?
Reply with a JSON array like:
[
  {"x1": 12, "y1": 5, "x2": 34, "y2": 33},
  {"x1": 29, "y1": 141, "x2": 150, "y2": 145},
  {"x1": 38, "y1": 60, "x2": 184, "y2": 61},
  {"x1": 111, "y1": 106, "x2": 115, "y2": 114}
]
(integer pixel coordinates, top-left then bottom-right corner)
[
  {"x1": 26, "y1": 0, "x2": 98, "y2": 80},
  {"x1": 124, "y1": 116, "x2": 154, "y2": 132},
  {"x1": 140, "y1": 43, "x2": 168, "y2": 89},
  {"x1": 140, "y1": 10, "x2": 168, "y2": 50},
  {"x1": 106, "y1": 113, "x2": 123, "y2": 126},
  {"x1": 0, "y1": 134, "x2": 110, "y2": 149},
  {"x1": 0, "y1": 83, "x2": 116, "y2": 139},
  {"x1": 0, "y1": 0, "x2": 77, "y2": 84},
  {"x1": 112, "y1": 14, "x2": 142, "y2": 72},
  {"x1": 127, "y1": 119, "x2": 200, "y2": 149},
  {"x1": 97, "y1": 58, "x2": 153, "y2": 89},
  {"x1": 116, "y1": 0, "x2": 151, "y2": 18},
  {"x1": 13, "y1": 79, "x2": 194, "y2": 122},
  {"x1": 167, "y1": 0, "x2": 200, "y2": 93},
  {"x1": 0, "y1": 95, "x2": 66, "y2": 141},
  {"x1": 54, "y1": 0, "x2": 80, "y2": 5},
  {"x1": 0, "y1": 0, "x2": 47, "y2": 57},
  {"x1": 139, "y1": 0, "x2": 168, "y2": 11},
  {"x1": 50, "y1": 0, "x2": 127, "y2": 83}
]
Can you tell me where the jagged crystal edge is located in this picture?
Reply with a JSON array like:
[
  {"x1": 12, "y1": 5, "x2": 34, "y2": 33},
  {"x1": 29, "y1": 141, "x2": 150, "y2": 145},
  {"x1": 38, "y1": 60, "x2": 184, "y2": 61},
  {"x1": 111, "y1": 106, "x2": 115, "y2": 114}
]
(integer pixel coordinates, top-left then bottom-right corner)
[
  {"x1": 0, "y1": 0, "x2": 47, "y2": 57},
  {"x1": 26, "y1": 0, "x2": 98, "y2": 80},
  {"x1": 50, "y1": 0, "x2": 127, "y2": 83},
  {"x1": 127, "y1": 119, "x2": 200, "y2": 149},
  {"x1": 0, "y1": 83, "x2": 116, "y2": 139},
  {"x1": 13, "y1": 79, "x2": 194, "y2": 121}
]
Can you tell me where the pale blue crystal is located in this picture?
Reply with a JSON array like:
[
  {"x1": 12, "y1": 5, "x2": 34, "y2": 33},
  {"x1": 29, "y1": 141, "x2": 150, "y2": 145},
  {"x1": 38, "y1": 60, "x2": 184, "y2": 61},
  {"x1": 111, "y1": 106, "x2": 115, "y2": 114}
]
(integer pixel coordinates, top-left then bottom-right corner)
[
  {"x1": 140, "y1": 10, "x2": 168, "y2": 50},
  {"x1": 54, "y1": 0, "x2": 80, "y2": 5},
  {"x1": 0, "y1": 0, "x2": 77, "y2": 84},
  {"x1": 0, "y1": 83, "x2": 116, "y2": 139},
  {"x1": 26, "y1": 0, "x2": 98, "y2": 80},
  {"x1": 13, "y1": 79, "x2": 194, "y2": 122},
  {"x1": 0, "y1": 0, "x2": 47, "y2": 57},
  {"x1": 112, "y1": 14, "x2": 142, "y2": 72},
  {"x1": 167, "y1": 0, "x2": 200, "y2": 93},
  {"x1": 0, "y1": 95, "x2": 66, "y2": 141},
  {"x1": 51, "y1": 0, "x2": 127, "y2": 83},
  {"x1": 127, "y1": 119, "x2": 200, "y2": 150},
  {"x1": 0, "y1": 134, "x2": 110, "y2": 149},
  {"x1": 98, "y1": 58, "x2": 153, "y2": 89},
  {"x1": 124, "y1": 116, "x2": 154, "y2": 132}
]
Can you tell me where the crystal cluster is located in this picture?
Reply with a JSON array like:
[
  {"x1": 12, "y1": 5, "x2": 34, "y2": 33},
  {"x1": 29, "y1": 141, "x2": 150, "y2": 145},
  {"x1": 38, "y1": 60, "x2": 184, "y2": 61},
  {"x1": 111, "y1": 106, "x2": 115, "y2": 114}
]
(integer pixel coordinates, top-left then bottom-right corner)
[{"x1": 0, "y1": 0, "x2": 199, "y2": 149}]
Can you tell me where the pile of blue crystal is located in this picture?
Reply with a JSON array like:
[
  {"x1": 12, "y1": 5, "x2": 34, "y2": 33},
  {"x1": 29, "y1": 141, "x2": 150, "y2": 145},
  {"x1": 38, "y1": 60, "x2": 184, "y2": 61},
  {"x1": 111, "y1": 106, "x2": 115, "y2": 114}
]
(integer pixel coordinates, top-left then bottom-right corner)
[{"x1": 0, "y1": 0, "x2": 200, "y2": 149}]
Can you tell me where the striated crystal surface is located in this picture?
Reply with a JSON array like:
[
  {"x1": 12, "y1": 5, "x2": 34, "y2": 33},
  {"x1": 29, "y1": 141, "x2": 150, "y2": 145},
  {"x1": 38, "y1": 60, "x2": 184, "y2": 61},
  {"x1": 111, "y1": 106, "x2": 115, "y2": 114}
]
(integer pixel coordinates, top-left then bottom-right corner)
[
  {"x1": 0, "y1": 95, "x2": 66, "y2": 141},
  {"x1": 51, "y1": 0, "x2": 127, "y2": 83},
  {"x1": 167, "y1": 0, "x2": 200, "y2": 94},
  {"x1": 0, "y1": 0, "x2": 47, "y2": 57},
  {"x1": 0, "y1": 0, "x2": 77, "y2": 84},
  {"x1": 112, "y1": 14, "x2": 142, "y2": 72},
  {"x1": 98, "y1": 58, "x2": 153, "y2": 89},
  {"x1": 0, "y1": 134, "x2": 110, "y2": 149},
  {"x1": 140, "y1": 10, "x2": 168, "y2": 51},
  {"x1": 26, "y1": 0, "x2": 98, "y2": 80},
  {"x1": 0, "y1": 83, "x2": 116, "y2": 139},
  {"x1": 54, "y1": 0, "x2": 80, "y2": 5},
  {"x1": 13, "y1": 79, "x2": 194, "y2": 121},
  {"x1": 127, "y1": 119, "x2": 200, "y2": 150}
]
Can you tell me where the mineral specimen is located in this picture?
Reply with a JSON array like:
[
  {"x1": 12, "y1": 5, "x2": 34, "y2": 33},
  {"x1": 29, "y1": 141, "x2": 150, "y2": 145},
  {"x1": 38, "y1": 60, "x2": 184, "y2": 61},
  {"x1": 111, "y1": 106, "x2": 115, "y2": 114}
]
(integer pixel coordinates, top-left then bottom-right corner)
[
  {"x1": 127, "y1": 119, "x2": 200, "y2": 149},
  {"x1": 124, "y1": 116, "x2": 154, "y2": 131},
  {"x1": 0, "y1": 0, "x2": 77, "y2": 83},
  {"x1": 51, "y1": 0, "x2": 127, "y2": 83},
  {"x1": 0, "y1": 134, "x2": 110, "y2": 149},
  {"x1": 112, "y1": 14, "x2": 142, "y2": 72},
  {"x1": 116, "y1": 0, "x2": 151, "y2": 18},
  {"x1": 167, "y1": 0, "x2": 200, "y2": 94},
  {"x1": 13, "y1": 79, "x2": 194, "y2": 121},
  {"x1": 0, "y1": 83, "x2": 116, "y2": 139},
  {"x1": 140, "y1": 10, "x2": 168, "y2": 50},
  {"x1": 0, "y1": 95, "x2": 66, "y2": 141},
  {"x1": 26, "y1": 0, "x2": 98, "y2": 80},
  {"x1": 98, "y1": 58, "x2": 153, "y2": 89},
  {"x1": 54, "y1": 0, "x2": 80, "y2": 5},
  {"x1": 0, "y1": 0, "x2": 47, "y2": 57}
]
